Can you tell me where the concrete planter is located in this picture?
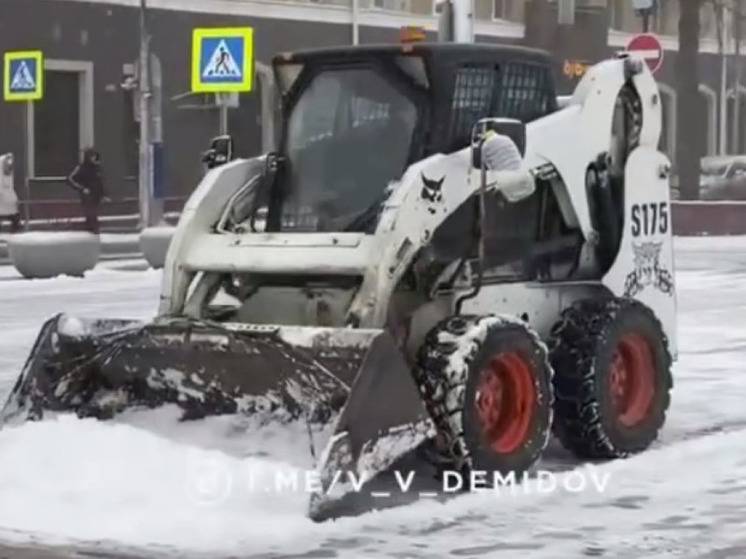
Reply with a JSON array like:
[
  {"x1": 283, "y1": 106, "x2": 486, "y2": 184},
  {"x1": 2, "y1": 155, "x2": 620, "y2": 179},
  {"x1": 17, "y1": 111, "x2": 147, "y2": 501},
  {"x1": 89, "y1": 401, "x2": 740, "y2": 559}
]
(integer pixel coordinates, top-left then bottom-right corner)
[
  {"x1": 139, "y1": 226, "x2": 176, "y2": 269},
  {"x1": 9, "y1": 232, "x2": 100, "y2": 279}
]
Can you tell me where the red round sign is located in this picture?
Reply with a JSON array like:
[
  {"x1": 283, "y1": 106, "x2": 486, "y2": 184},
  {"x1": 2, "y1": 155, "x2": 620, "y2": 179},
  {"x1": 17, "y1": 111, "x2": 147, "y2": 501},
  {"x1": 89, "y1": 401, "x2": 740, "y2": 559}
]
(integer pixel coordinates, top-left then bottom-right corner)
[{"x1": 626, "y1": 33, "x2": 664, "y2": 74}]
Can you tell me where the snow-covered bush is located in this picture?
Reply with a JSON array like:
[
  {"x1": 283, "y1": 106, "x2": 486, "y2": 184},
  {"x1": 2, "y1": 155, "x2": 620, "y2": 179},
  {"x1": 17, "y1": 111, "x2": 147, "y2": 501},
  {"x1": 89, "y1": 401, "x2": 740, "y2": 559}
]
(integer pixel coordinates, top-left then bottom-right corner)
[
  {"x1": 139, "y1": 226, "x2": 175, "y2": 270},
  {"x1": 9, "y1": 232, "x2": 100, "y2": 279}
]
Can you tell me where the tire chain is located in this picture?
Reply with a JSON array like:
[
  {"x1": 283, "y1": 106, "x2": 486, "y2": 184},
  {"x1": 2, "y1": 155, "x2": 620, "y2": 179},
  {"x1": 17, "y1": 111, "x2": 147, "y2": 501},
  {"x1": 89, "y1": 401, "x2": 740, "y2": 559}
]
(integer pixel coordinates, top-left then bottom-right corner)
[
  {"x1": 548, "y1": 297, "x2": 672, "y2": 459},
  {"x1": 414, "y1": 314, "x2": 551, "y2": 472}
]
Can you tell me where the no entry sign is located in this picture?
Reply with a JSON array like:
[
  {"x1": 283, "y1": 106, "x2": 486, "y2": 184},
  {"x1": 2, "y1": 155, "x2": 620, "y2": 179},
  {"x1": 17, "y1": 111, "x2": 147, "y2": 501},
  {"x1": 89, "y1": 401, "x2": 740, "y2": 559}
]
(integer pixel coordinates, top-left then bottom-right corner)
[{"x1": 626, "y1": 33, "x2": 664, "y2": 75}]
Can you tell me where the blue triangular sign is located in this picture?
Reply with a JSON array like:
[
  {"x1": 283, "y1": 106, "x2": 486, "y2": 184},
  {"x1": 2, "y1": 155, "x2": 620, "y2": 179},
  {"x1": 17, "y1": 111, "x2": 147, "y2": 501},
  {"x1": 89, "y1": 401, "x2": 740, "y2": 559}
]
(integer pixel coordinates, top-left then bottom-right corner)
[
  {"x1": 11, "y1": 61, "x2": 35, "y2": 91},
  {"x1": 202, "y1": 40, "x2": 242, "y2": 79}
]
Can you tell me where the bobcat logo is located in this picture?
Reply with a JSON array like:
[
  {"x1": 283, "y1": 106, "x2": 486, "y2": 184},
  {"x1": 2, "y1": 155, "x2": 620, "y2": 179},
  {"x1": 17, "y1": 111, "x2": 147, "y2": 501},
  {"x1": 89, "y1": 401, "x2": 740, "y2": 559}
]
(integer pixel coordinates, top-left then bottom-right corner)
[
  {"x1": 624, "y1": 242, "x2": 674, "y2": 297},
  {"x1": 420, "y1": 173, "x2": 444, "y2": 203}
]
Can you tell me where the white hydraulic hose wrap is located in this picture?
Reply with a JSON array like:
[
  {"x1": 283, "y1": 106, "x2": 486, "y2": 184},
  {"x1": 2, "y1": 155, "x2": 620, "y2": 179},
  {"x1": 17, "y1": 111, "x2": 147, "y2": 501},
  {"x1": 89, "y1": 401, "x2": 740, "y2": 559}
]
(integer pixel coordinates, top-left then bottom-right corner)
[{"x1": 481, "y1": 132, "x2": 536, "y2": 203}]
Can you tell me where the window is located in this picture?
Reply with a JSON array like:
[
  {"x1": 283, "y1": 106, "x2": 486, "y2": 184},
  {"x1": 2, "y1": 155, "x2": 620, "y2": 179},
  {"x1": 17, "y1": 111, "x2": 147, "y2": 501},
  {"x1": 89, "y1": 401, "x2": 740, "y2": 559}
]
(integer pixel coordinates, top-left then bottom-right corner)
[
  {"x1": 657, "y1": 83, "x2": 676, "y2": 162},
  {"x1": 726, "y1": 88, "x2": 746, "y2": 155},
  {"x1": 494, "y1": 0, "x2": 508, "y2": 18},
  {"x1": 278, "y1": 67, "x2": 418, "y2": 232},
  {"x1": 699, "y1": 84, "x2": 717, "y2": 157},
  {"x1": 497, "y1": 62, "x2": 554, "y2": 123},
  {"x1": 653, "y1": 0, "x2": 679, "y2": 36},
  {"x1": 372, "y1": 0, "x2": 411, "y2": 11},
  {"x1": 449, "y1": 66, "x2": 500, "y2": 149},
  {"x1": 33, "y1": 71, "x2": 80, "y2": 177},
  {"x1": 610, "y1": 0, "x2": 633, "y2": 31},
  {"x1": 448, "y1": 62, "x2": 555, "y2": 151},
  {"x1": 491, "y1": 0, "x2": 524, "y2": 22}
]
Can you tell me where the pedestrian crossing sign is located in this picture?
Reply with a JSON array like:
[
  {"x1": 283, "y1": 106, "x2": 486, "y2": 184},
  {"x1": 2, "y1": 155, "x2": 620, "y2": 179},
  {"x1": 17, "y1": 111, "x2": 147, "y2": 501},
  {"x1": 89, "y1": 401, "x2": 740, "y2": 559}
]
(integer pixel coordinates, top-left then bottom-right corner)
[
  {"x1": 3, "y1": 51, "x2": 44, "y2": 102},
  {"x1": 192, "y1": 27, "x2": 254, "y2": 93}
]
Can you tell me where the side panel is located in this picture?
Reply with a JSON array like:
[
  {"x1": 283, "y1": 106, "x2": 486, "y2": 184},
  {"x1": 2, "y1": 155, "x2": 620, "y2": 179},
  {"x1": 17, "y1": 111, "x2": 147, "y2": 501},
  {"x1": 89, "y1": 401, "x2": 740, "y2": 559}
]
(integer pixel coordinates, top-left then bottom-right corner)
[
  {"x1": 603, "y1": 146, "x2": 677, "y2": 357},
  {"x1": 459, "y1": 282, "x2": 607, "y2": 340}
]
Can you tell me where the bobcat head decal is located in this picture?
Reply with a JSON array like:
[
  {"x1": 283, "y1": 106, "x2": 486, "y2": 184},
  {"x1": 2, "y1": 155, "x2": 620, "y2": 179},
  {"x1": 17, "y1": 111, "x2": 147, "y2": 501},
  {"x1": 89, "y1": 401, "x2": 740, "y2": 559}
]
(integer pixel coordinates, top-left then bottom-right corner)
[
  {"x1": 624, "y1": 241, "x2": 674, "y2": 297},
  {"x1": 420, "y1": 173, "x2": 445, "y2": 204}
]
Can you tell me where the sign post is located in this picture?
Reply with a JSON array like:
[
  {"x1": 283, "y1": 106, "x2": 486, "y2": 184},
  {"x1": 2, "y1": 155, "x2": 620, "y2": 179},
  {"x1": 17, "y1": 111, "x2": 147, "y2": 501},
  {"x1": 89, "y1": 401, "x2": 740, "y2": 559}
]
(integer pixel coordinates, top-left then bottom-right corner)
[
  {"x1": 4, "y1": 50, "x2": 44, "y2": 226},
  {"x1": 626, "y1": 33, "x2": 664, "y2": 75},
  {"x1": 191, "y1": 27, "x2": 254, "y2": 139}
]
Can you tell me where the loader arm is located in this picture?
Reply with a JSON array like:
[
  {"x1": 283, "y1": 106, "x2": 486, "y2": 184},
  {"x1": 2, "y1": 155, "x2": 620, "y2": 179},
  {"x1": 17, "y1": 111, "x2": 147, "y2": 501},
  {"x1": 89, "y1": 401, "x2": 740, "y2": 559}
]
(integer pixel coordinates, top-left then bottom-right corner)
[
  {"x1": 159, "y1": 157, "x2": 267, "y2": 316},
  {"x1": 525, "y1": 55, "x2": 663, "y2": 238}
]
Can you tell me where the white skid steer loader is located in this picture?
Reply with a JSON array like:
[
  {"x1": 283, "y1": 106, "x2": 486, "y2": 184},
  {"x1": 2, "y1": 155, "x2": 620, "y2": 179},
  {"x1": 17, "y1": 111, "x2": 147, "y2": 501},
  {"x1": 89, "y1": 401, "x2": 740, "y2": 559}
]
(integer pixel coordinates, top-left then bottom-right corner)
[{"x1": 2, "y1": 42, "x2": 676, "y2": 520}]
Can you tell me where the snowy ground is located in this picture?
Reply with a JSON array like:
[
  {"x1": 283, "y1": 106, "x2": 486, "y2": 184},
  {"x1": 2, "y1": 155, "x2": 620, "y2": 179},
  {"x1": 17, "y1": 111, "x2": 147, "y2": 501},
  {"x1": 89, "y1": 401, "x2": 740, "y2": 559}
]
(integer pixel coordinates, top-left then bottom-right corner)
[{"x1": 0, "y1": 239, "x2": 745, "y2": 558}]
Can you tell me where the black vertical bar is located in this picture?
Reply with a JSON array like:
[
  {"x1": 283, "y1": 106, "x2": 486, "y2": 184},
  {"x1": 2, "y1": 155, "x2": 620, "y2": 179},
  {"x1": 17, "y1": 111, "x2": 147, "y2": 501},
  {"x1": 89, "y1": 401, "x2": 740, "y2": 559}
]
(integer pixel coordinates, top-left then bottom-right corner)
[{"x1": 24, "y1": 100, "x2": 31, "y2": 226}]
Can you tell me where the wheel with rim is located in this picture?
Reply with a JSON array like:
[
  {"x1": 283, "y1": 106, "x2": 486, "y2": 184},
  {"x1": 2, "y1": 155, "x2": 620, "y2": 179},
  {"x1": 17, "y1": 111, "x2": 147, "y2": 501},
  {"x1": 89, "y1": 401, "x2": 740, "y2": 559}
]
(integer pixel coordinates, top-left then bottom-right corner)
[
  {"x1": 414, "y1": 315, "x2": 553, "y2": 478},
  {"x1": 549, "y1": 298, "x2": 672, "y2": 459}
]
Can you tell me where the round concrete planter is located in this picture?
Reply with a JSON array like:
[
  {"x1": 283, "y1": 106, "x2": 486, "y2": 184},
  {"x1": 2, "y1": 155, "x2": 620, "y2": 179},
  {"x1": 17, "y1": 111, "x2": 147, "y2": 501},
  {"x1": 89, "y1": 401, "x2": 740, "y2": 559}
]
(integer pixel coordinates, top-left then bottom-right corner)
[
  {"x1": 9, "y1": 232, "x2": 101, "y2": 279},
  {"x1": 139, "y1": 226, "x2": 176, "y2": 269}
]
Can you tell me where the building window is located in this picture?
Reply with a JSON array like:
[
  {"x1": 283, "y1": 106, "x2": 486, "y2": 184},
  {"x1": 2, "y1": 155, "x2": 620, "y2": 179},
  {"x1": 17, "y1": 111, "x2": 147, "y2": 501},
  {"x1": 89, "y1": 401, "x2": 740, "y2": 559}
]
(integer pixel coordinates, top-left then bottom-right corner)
[
  {"x1": 653, "y1": 0, "x2": 679, "y2": 36},
  {"x1": 657, "y1": 83, "x2": 676, "y2": 163},
  {"x1": 372, "y1": 0, "x2": 412, "y2": 11},
  {"x1": 699, "y1": 84, "x2": 717, "y2": 157},
  {"x1": 494, "y1": 0, "x2": 508, "y2": 18},
  {"x1": 609, "y1": 0, "x2": 629, "y2": 31},
  {"x1": 492, "y1": 0, "x2": 523, "y2": 22},
  {"x1": 33, "y1": 71, "x2": 80, "y2": 177},
  {"x1": 610, "y1": 0, "x2": 679, "y2": 34},
  {"x1": 727, "y1": 88, "x2": 746, "y2": 155}
]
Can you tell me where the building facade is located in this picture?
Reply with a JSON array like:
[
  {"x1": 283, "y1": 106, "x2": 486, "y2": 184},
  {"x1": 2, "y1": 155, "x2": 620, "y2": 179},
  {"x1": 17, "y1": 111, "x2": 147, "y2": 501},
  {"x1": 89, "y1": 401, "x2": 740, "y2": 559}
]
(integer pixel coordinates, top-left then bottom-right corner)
[{"x1": 0, "y1": 0, "x2": 742, "y2": 221}]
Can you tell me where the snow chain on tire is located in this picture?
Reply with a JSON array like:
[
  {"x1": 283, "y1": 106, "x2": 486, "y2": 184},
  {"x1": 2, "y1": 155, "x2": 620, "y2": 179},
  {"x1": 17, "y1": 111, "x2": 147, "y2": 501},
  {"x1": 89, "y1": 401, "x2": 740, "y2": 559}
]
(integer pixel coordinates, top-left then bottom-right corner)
[
  {"x1": 548, "y1": 297, "x2": 673, "y2": 459},
  {"x1": 414, "y1": 314, "x2": 553, "y2": 474}
]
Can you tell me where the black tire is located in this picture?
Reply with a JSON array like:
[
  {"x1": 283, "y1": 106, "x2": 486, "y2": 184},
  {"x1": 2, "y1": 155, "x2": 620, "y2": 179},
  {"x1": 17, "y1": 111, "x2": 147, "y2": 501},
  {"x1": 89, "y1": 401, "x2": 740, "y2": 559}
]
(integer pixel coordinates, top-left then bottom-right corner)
[
  {"x1": 549, "y1": 298, "x2": 672, "y2": 459},
  {"x1": 414, "y1": 315, "x2": 553, "y2": 479}
]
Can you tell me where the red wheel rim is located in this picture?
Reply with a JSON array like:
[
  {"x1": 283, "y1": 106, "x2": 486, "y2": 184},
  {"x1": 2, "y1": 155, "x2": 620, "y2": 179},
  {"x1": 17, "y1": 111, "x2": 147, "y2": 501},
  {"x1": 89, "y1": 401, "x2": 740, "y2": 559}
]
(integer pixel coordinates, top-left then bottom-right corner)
[
  {"x1": 475, "y1": 352, "x2": 536, "y2": 454},
  {"x1": 609, "y1": 333, "x2": 656, "y2": 427}
]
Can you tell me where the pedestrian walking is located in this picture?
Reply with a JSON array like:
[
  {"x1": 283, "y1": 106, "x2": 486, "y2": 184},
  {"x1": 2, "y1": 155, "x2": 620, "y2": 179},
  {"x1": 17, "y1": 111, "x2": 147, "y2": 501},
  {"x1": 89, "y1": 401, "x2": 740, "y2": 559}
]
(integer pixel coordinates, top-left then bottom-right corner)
[
  {"x1": 0, "y1": 153, "x2": 21, "y2": 233},
  {"x1": 67, "y1": 148, "x2": 107, "y2": 234}
]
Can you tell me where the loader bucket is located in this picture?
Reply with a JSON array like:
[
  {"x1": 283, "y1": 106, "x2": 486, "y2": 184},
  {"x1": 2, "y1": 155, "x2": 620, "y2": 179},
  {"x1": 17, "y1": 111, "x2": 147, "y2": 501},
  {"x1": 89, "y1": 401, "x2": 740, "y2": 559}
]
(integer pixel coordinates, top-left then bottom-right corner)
[{"x1": 1, "y1": 314, "x2": 434, "y2": 518}]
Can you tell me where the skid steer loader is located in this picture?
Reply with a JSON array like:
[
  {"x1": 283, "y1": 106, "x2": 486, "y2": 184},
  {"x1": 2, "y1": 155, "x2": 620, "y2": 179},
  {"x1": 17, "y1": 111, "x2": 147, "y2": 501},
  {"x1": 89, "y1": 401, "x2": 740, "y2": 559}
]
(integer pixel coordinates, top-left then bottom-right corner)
[{"x1": 2, "y1": 43, "x2": 676, "y2": 520}]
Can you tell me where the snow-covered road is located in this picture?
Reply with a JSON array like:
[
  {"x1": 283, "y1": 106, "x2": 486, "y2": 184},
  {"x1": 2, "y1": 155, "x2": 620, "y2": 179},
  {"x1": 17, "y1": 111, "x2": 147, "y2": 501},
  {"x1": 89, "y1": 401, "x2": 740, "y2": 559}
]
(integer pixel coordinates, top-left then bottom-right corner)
[{"x1": 0, "y1": 238, "x2": 745, "y2": 558}]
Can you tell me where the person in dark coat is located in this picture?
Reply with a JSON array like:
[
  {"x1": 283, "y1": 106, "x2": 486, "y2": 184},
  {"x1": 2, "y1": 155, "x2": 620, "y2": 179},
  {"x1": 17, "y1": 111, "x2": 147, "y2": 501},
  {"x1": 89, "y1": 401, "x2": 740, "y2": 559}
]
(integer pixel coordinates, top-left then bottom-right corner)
[{"x1": 67, "y1": 148, "x2": 107, "y2": 234}]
